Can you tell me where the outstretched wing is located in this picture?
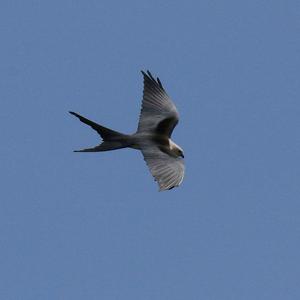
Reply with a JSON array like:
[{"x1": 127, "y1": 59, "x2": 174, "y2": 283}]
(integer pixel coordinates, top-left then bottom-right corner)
[
  {"x1": 137, "y1": 70, "x2": 179, "y2": 137},
  {"x1": 141, "y1": 146, "x2": 185, "y2": 191}
]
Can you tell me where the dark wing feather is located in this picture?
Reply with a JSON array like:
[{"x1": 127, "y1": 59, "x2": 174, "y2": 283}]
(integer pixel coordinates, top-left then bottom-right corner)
[{"x1": 137, "y1": 71, "x2": 179, "y2": 137}]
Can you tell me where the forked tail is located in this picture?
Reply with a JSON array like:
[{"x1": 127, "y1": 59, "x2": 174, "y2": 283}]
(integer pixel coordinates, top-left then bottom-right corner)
[{"x1": 69, "y1": 111, "x2": 130, "y2": 152}]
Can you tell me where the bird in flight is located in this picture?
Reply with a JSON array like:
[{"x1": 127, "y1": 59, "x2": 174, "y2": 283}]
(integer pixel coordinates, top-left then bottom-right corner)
[{"x1": 69, "y1": 70, "x2": 184, "y2": 191}]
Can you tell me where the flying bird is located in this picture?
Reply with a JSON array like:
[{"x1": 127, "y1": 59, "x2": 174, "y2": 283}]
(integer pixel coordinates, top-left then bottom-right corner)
[{"x1": 69, "y1": 70, "x2": 184, "y2": 191}]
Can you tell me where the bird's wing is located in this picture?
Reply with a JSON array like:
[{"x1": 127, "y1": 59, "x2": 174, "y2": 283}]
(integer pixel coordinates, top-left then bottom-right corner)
[
  {"x1": 141, "y1": 146, "x2": 185, "y2": 191},
  {"x1": 137, "y1": 71, "x2": 179, "y2": 137}
]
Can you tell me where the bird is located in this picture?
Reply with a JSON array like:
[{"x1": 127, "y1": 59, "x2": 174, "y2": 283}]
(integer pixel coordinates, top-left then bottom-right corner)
[{"x1": 69, "y1": 70, "x2": 184, "y2": 191}]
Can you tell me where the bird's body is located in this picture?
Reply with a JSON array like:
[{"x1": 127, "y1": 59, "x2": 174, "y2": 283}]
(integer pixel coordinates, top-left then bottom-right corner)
[
  {"x1": 70, "y1": 71, "x2": 184, "y2": 191},
  {"x1": 127, "y1": 133, "x2": 183, "y2": 159}
]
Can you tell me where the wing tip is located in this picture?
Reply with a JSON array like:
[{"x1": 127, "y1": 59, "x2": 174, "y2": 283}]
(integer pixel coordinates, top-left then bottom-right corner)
[
  {"x1": 158, "y1": 183, "x2": 179, "y2": 192},
  {"x1": 147, "y1": 70, "x2": 155, "y2": 81},
  {"x1": 141, "y1": 70, "x2": 164, "y2": 89},
  {"x1": 157, "y1": 77, "x2": 163, "y2": 89}
]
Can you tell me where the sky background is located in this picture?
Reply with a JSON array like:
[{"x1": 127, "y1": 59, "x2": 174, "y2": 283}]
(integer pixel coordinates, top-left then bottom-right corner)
[{"x1": 1, "y1": 1, "x2": 300, "y2": 299}]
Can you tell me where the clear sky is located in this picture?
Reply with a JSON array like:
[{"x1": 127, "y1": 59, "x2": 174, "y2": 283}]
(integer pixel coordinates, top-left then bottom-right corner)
[{"x1": 1, "y1": 1, "x2": 299, "y2": 299}]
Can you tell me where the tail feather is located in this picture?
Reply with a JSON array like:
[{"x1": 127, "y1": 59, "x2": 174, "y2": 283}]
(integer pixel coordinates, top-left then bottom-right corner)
[
  {"x1": 73, "y1": 141, "x2": 128, "y2": 152},
  {"x1": 69, "y1": 111, "x2": 124, "y2": 141},
  {"x1": 69, "y1": 111, "x2": 130, "y2": 152}
]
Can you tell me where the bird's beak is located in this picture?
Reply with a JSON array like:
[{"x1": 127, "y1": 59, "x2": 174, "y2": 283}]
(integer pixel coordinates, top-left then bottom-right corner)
[{"x1": 181, "y1": 153, "x2": 184, "y2": 158}]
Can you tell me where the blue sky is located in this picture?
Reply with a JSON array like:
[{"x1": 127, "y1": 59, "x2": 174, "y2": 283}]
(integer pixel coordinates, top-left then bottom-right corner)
[{"x1": 1, "y1": 1, "x2": 299, "y2": 299}]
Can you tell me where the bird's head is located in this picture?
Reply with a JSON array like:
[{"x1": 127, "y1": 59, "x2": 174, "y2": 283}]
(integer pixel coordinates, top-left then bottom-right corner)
[
  {"x1": 176, "y1": 148, "x2": 184, "y2": 158},
  {"x1": 169, "y1": 140, "x2": 184, "y2": 158}
]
